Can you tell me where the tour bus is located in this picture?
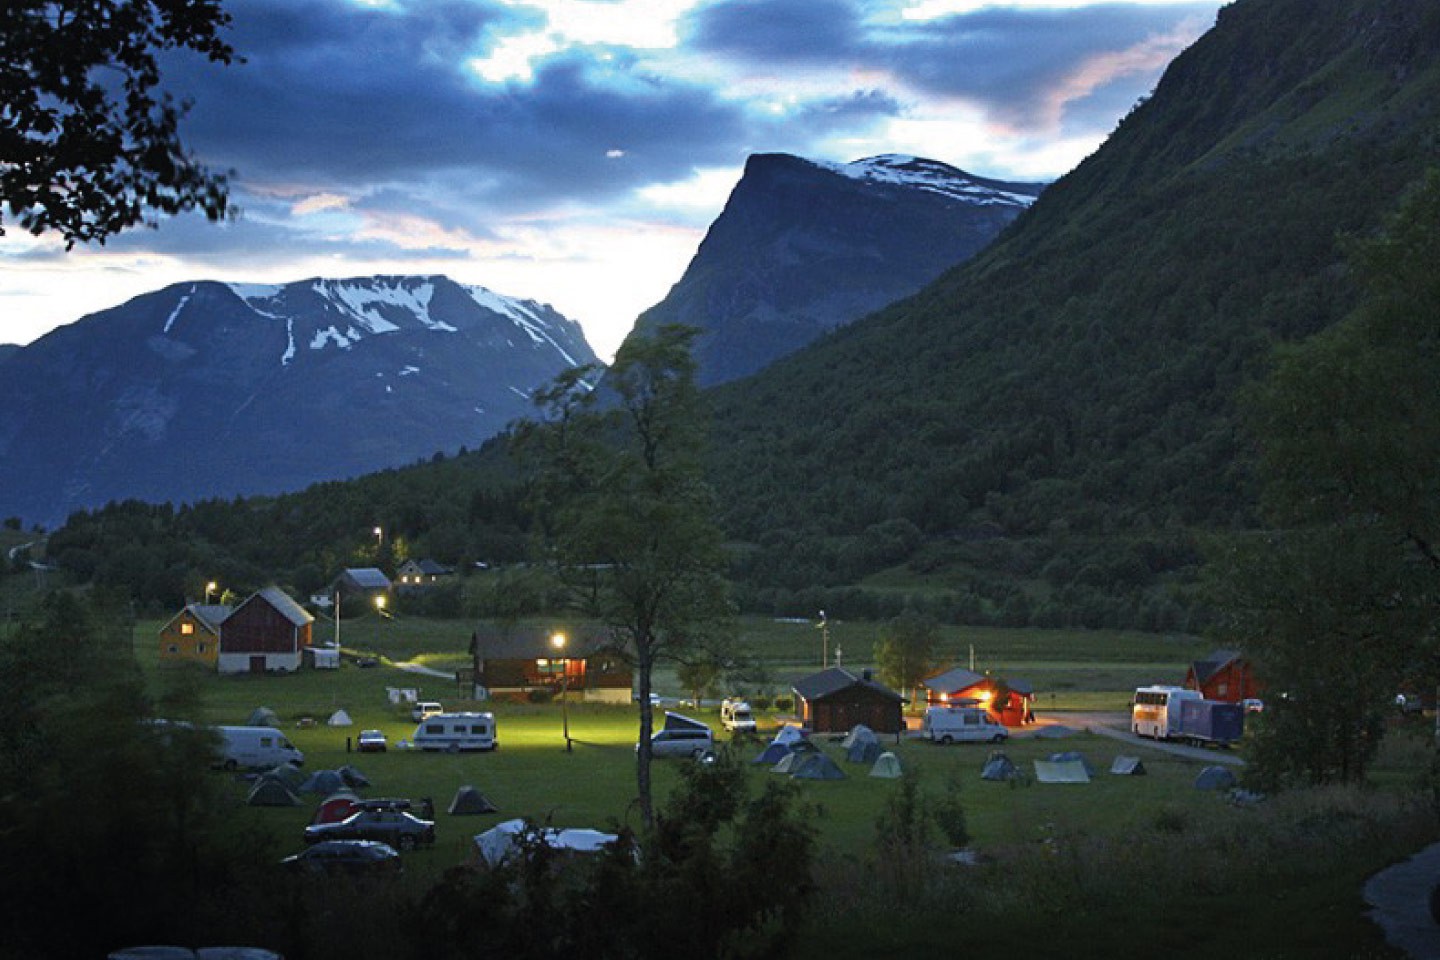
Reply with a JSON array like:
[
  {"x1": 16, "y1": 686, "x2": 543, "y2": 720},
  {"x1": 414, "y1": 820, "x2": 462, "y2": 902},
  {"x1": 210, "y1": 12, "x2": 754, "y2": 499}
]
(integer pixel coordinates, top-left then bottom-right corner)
[
  {"x1": 1131, "y1": 685, "x2": 1202, "y2": 739},
  {"x1": 412, "y1": 711, "x2": 497, "y2": 752}
]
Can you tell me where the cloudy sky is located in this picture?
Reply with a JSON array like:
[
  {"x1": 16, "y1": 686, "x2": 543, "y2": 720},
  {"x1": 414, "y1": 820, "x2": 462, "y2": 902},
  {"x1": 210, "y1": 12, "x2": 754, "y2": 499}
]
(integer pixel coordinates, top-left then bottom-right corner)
[{"x1": 1, "y1": 0, "x2": 1223, "y2": 360}]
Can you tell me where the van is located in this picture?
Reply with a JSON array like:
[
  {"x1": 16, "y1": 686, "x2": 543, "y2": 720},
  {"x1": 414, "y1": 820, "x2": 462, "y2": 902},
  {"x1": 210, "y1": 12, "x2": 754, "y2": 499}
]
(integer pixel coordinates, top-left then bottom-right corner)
[
  {"x1": 641, "y1": 726, "x2": 715, "y2": 759},
  {"x1": 214, "y1": 725, "x2": 305, "y2": 770},
  {"x1": 921, "y1": 707, "x2": 1008, "y2": 744},
  {"x1": 720, "y1": 698, "x2": 757, "y2": 734},
  {"x1": 413, "y1": 711, "x2": 497, "y2": 752},
  {"x1": 412, "y1": 701, "x2": 444, "y2": 722}
]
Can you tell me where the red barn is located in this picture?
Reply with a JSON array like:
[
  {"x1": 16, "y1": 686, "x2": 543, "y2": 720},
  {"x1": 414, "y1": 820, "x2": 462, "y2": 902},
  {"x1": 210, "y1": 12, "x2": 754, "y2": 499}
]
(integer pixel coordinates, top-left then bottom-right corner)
[
  {"x1": 1183, "y1": 650, "x2": 1261, "y2": 703},
  {"x1": 218, "y1": 587, "x2": 314, "y2": 675}
]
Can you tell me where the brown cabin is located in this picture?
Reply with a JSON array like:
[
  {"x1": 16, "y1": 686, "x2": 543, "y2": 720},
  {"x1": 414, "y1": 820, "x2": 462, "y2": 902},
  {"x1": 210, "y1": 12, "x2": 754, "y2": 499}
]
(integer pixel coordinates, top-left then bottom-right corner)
[
  {"x1": 471, "y1": 627, "x2": 633, "y2": 704},
  {"x1": 792, "y1": 667, "x2": 905, "y2": 735},
  {"x1": 218, "y1": 587, "x2": 314, "y2": 675}
]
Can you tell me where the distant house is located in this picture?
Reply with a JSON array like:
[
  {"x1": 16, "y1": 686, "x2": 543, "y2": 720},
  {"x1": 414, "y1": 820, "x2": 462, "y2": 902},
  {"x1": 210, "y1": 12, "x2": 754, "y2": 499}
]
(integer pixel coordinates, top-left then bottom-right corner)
[
  {"x1": 396, "y1": 558, "x2": 453, "y2": 591},
  {"x1": 471, "y1": 627, "x2": 633, "y2": 704},
  {"x1": 218, "y1": 587, "x2": 315, "y2": 674},
  {"x1": 792, "y1": 667, "x2": 905, "y2": 735},
  {"x1": 158, "y1": 603, "x2": 231, "y2": 666},
  {"x1": 1184, "y1": 650, "x2": 1260, "y2": 703},
  {"x1": 331, "y1": 567, "x2": 393, "y2": 612},
  {"x1": 921, "y1": 667, "x2": 1036, "y2": 727}
]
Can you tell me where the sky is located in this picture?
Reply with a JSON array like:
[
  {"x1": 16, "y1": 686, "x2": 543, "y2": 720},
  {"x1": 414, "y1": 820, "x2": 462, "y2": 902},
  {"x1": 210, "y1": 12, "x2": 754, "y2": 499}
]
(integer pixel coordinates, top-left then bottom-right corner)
[{"x1": 0, "y1": 0, "x2": 1224, "y2": 361}]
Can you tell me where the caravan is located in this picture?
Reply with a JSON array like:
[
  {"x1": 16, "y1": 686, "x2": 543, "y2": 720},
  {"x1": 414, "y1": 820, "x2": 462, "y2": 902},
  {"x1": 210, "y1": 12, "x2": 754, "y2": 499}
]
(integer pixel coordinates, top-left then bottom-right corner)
[
  {"x1": 214, "y1": 725, "x2": 305, "y2": 770},
  {"x1": 413, "y1": 712, "x2": 497, "y2": 752},
  {"x1": 720, "y1": 698, "x2": 757, "y2": 734}
]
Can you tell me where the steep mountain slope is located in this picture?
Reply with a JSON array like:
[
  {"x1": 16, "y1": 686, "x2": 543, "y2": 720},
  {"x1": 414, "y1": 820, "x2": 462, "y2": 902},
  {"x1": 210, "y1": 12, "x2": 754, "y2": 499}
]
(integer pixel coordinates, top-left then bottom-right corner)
[
  {"x1": 0, "y1": 276, "x2": 595, "y2": 526},
  {"x1": 630, "y1": 153, "x2": 1043, "y2": 386},
  {"x1": 708, "y1": 0, "x2": 1440, "y2": 622}
]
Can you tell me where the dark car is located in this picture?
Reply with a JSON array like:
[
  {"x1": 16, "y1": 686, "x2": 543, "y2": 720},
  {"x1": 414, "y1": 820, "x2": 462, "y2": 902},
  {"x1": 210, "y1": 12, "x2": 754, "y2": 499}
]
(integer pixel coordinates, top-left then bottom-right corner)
[
  {"x1": 281, "y1": 839, "x2": 402, "y2": 875},
  {"x1": 303, "y1": 809, "x2": 436, "y2": 850}
]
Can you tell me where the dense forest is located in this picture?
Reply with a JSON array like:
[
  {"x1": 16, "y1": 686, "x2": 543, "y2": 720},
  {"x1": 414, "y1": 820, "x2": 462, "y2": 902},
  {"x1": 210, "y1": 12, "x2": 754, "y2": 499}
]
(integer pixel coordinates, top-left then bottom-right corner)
[{"x1": 31, "y1": 0, "x2": 1440, "y2": 631}]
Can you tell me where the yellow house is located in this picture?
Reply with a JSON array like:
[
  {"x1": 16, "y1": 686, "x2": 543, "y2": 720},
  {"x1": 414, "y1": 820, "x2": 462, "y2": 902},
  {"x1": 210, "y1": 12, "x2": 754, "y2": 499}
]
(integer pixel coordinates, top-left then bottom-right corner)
[{"x1": 158, "y1": 603, "x2": 231, "y2": 666}]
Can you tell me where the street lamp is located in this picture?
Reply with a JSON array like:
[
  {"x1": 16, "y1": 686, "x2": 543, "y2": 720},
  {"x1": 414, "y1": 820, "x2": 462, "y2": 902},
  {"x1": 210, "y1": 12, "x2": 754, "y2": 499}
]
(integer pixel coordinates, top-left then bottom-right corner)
[
  {"x1": 552, "y1": 632, "x2": 571, "y2": 752},
  {"x1": 375, "y1": 594, "x2": 389, "y2": 619},
  {"x1": 205, "y1": 581, "x2": 217, "y2": 604}
]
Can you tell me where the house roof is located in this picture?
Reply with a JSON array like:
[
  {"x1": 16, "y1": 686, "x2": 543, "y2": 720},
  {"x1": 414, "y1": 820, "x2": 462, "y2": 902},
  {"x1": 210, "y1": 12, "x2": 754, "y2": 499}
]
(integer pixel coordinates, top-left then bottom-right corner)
[
  {"x1": 412, "y1": 559, "x2": 452, "y2": 575},
  {"x1": 252, "y1": 586, "x2": 314, "y2": 627},
  {"x1": 473, "y1": 626, "x2": 615, "y2": 660},
  {"x1": 921, "y1": 667, "x2": 986, "y2": 695},
  {"x1": 337, "y1": 567, "x2": 392, "y2": 590},
  {"x1": 1190, "y1": 650, "x2": 1242, "y2": 685},
  {"x1": 792, "y1": 666, "x2": 903, "y2": 703},
  {"x1": 159, "y1": 603, "x2": 233, "y2": 635}
]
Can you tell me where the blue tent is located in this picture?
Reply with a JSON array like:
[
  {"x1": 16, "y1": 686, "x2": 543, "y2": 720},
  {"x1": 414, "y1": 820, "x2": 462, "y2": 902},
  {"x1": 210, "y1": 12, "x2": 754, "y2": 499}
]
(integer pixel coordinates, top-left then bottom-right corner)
[{"x1": 754, "y1": 741, "x2": 791, "y2": 765}]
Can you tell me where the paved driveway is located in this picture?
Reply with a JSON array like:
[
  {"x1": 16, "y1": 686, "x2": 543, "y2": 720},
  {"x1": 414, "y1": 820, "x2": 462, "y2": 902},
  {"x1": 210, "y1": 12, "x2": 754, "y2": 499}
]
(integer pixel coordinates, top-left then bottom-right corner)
[{"x1": 1019, "y1": 711, "x2": 1246, "y2": 766}]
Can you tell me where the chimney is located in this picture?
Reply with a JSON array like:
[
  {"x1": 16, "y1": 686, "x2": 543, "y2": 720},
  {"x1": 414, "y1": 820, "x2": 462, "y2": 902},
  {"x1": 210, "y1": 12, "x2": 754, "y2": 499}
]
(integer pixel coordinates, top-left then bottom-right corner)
[{"x1": 862, "y1": 669, "x2": 873, "y2": 682}]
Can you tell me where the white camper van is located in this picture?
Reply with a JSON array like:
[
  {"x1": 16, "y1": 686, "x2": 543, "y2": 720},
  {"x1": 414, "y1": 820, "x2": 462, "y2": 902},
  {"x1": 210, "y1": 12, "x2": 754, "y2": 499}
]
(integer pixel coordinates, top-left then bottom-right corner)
[
  {"x1": 412, "y1": 711, "x2": 497, "y2": 752},
  {"x1": 215, "y1": 725, "x2": 305, "y2": 770},
  {"x1": 720, "y1": 698, "x2": 757, "y2": 734},
  {"x1": 922, "y1": 707, "x2": 1008, "y2": 744}
]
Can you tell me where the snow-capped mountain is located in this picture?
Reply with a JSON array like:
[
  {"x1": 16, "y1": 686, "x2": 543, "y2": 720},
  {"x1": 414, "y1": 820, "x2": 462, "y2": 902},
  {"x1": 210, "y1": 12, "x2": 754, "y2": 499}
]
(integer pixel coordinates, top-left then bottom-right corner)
[
  {"x1": 627, "y1": 153, "x2": 1046, "y2": 386},
  {"x1": 0, "y1": 275, "x2": 597, "y2": 525}
]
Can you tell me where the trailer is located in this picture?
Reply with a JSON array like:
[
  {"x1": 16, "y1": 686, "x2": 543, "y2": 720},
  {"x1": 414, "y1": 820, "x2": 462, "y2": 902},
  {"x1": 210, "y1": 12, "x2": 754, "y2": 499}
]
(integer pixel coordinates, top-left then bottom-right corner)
[
  {"x1": 1132, "y1": 685, "x2": 1244, "y2": 747},
  {"x1": 1177, "y1": 698, "x2": 1245, "y2": 747}
]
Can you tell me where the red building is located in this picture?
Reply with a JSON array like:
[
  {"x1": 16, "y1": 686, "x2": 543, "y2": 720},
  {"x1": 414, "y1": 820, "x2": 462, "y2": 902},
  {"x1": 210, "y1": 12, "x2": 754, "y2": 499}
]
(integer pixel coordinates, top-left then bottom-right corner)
[
  {"x1": 218, "y1": 587, "x2": 314, "y2": 674},
  {"x1": 1183, "y1": 650, "x2": 1261, "y2": 703},
  {"x1": 920, "y1": 667, "x2": 1036, "y2": 727}
]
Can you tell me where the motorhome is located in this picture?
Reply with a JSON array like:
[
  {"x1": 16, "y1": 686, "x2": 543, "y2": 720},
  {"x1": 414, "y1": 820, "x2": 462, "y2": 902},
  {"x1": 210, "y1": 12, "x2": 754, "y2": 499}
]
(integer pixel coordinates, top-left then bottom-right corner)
[
  {"x1": 922, "y1": 706, "x2": 1008, "y2": 744},
  {"x1": 720, "y1": 698, "x2": 757, "y2": 734},
  {"x1": 412, "y1": 711, "x2": 497, "y2": 752},
  {"x1": 214, "y1": 725, "x2": 305, "y2": 770},
  {"x1": 1131, "y1": 685, "x2": 1203, "y2": 739}
]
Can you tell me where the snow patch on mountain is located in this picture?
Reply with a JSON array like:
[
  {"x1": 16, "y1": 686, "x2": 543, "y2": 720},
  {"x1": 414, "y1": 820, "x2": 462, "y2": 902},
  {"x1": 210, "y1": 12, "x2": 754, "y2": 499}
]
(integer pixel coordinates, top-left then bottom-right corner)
[
  {"x1": 817, "y1": 155, "x2": 1038, "y2": 208},
  {"x1": 465, "y1": 284, "x2": 580, "y2": 365},
  {"x1": 162, "y1": 285, "x2": 196, "y2": 334}
]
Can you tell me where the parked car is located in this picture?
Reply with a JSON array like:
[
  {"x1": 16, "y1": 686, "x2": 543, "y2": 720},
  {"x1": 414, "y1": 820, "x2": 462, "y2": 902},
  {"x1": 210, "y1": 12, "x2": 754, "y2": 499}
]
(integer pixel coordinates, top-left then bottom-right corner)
[
  {"x1": 641, "y1": 726, "x2": 715, "y2": 759},
  {"x1": 411, "y1": 701, "x2": 443, "y2": 722},
  {"x1": 356, "y1": 729, "x2": 388, "y2": 752},
  {"x1": 281, "y1": 839, "x2": 402, "y2": 876},
  {"x1": 303, "y1": 809, "x2": 436, "y2": 850}
]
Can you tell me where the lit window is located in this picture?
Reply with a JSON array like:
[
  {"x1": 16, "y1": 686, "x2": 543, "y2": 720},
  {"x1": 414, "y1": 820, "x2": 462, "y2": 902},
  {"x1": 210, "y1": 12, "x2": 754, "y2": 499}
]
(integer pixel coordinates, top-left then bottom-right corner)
[{"x1": 181, "y1": 622, "x2": 194, "y2": 635}]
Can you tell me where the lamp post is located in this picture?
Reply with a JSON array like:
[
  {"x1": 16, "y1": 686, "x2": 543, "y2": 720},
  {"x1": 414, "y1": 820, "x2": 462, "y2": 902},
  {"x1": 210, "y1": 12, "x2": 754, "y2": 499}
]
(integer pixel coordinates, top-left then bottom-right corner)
[
  {"x1": 375, "y1": 594, "x2": 388, "y2": 620},
  {"x1": 205, "y1": 581, "x2": 217, "y2": 604},
  {"x1": 816, "y1": 610, "x2": 830, "y2": 669},
  {"x1": 552, "y1": 632, "x2": 571, "y2": 752}
]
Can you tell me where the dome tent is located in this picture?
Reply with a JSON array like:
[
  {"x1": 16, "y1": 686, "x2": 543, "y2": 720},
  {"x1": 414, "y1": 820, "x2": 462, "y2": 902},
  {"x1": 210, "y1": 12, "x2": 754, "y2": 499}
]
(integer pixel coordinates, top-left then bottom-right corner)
[
  {"x1": 870, "y1": 751, "x2": 902, "y2": 779},
  {"x1": 449, "y1": 785, "x2": 498, "y2": 815}
]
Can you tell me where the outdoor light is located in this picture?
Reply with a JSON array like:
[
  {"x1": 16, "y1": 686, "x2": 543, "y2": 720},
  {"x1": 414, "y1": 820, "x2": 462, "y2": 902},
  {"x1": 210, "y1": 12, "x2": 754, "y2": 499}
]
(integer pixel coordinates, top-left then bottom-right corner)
[
  {"x1": 552, "y1": 632, "x2": 571, "y2": 752},
  {"x1": 205, "y1": 581, "x2": 218, "y2": 603}
]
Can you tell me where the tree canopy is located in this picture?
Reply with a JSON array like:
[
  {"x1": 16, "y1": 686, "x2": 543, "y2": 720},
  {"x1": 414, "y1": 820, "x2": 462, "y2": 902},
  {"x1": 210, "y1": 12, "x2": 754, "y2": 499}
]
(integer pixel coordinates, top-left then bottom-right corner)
[{"x1": 1, "y1": 0, "x2": 236, "y2": 246}]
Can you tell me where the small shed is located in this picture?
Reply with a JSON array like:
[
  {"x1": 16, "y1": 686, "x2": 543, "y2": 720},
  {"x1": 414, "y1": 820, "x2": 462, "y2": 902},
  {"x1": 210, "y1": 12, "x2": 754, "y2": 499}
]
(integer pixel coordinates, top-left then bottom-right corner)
[
  {"x1": 218, "y1": 587, "x2": 314, "y2": 675},
  {"x1": 792, "y1": 667, "x2": 904, "y2": 735},
  {"x1": 470, "y1": 627, "x2": 633, "y2": 704}
]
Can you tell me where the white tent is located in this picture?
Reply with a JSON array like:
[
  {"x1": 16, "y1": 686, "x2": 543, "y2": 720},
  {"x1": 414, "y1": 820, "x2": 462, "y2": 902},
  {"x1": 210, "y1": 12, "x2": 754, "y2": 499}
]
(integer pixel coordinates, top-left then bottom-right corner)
[
  {"x1": 869, "y1": 751, "x2": 902, "y2": 779},
  {"x1": 309, "y1": 646, "x2": 340, "y2": 669},
  {"x1": 1033, "y1": 758, "x2": 1091, "y2": 784},
  {"x1": 326, "y1": 709, "x2": 353, "y2": 727},
  {"x1": 773, "y1": 724, "x2": 806, "y2": 746},
  {"x1": 474, "y1": 818, "x2": 620, "y2": 867},
  {"x1": 840, "y1": 724, "x2": 875, "y2": 750}
]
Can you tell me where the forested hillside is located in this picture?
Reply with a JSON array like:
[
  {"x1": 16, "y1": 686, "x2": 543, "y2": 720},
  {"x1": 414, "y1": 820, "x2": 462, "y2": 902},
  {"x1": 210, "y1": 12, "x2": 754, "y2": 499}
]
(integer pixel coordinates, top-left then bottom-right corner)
[
  {"x1": 40, "y1": 0, "x2": 1440, "y2": 630},
  {"x1": 709, "y1": 0, "x2": 1440, "y2": 626}
]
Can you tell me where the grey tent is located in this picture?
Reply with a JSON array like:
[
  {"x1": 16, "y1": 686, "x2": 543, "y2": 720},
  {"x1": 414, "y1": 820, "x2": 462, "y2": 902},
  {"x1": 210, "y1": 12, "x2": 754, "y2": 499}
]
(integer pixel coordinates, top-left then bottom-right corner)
[
  {"x1": 1110, "y1": 756, "x2": 1147, "y2": 775},
  {"x1": 846, "y1": 739, "x2": 883, "y2": 765},
  {"x1": 870, "y1": 751, "x2": 902, "y2": 779},
  {"x1": 264, "y1": 761, "x2": 305, "y2": 790},
  {"x1": 840, "y1": 724, "x2": 875, "y2": 750},
  {"x1": 980, "y1": 752, "x2": 1019, "y2": 781},
  {"x1": 300, "y1": 769, "x2": 346, "y2": 795},
  {"x1": 337, "y1": 764, "x2": 371, "y2": 789},
  {"x1": 247, "y1": 706, "x2": 281, "y2": 728},
  {"x1": 788, "y1": 738, "x2": 821, "y2": 756},
  {"x1": 247, "y1": 777, "x2": 300, "y2": 807},
  {"x1": 1033, "y1": 758, "x2": 1091, "y2": 783},
  {"x1": 449, "y1": 784, "x2": 498, "y2": 815},
  {"x1": 790, "y1": 752, "x2": 846, "y2": 780},
  {"x1": 1047, "y1": 751, "x2": 1095, "y2": 777},
  {"x1": 771, "y1": 751, "x2": 805, "y2": 775},
  {"x1": 1034, "y1": 724, "x2": 1076, "y2": 739},
  {"x1": 327, "y1": 709, "x2": 353, "y2": 727},
  {"x1": 754, "y1": 741, "x2": 792, "y2": 765},
  {"x1": 1194, "y1": 765, "x2": 1238, "y2": 791}
]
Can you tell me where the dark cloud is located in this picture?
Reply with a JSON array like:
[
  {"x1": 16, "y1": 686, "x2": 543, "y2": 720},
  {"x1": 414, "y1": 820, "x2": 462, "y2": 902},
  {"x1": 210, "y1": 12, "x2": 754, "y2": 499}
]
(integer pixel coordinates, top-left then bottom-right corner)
[{"x1": 684, "y1": 0, "x2": 865, "y2": 62}]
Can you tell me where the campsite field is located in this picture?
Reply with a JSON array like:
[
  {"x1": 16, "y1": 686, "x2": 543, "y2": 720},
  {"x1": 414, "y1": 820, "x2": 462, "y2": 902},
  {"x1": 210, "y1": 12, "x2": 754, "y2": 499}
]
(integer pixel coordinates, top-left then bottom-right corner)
[{"x1": 136, "y1": 615, "x2": 1235, "y2": 874}]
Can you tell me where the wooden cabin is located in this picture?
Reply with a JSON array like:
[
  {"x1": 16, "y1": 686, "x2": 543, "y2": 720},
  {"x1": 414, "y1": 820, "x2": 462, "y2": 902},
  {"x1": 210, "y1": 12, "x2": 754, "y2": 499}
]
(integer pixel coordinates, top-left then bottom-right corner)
[
  {"x1": 158, "y1": 603, "x2": 231, "y2": 666},
  {"x1": 471, "y1": 627, "x2": 633, "y2": 704},
  {"x1": 921, "y1": 666, "x2": 1036, "y2": 727},
  {"x1": 1184, "y1": 650, "x2": 1261, "y2": 703},
  {"x1": 792, "y1": 667, "x2": 905, "y2": 734}
]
